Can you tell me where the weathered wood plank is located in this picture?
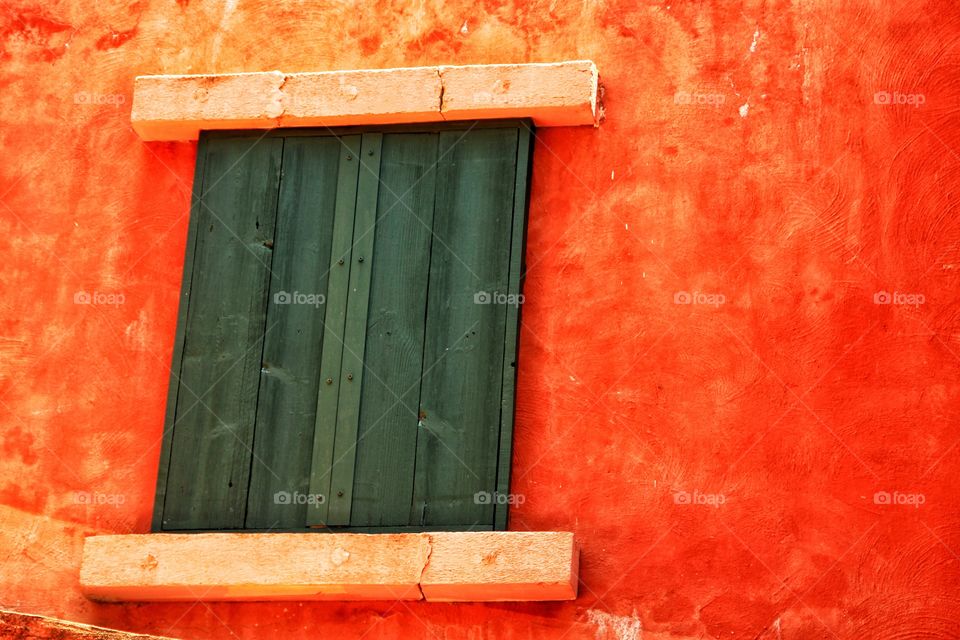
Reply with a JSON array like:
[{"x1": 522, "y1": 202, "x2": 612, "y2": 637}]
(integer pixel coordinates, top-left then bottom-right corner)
[
  {"x1": 245, "y1": 137, "x2": 342, "y2": 528},
  {"x1": 325, "y1": 133, "x2": 384, "y2": 525},
  {"x1": 350, "y1": 133, "x2": 439, "y2": 527},
  {"x1": 0, "y1": 609, "x2": 178, "y2": 639},
  {"x1": 494, "y1": 123, "x2": 534, "y2": 530},
  {"x1": 162, "y1": 136, "x2": 283, "y2": 530},
  {"x1": 152, "y1": 135, "x2": 210, "y2": 531},
  {"x1": 306, "y1": 135, "x2": 363, "y2": 525},
  {"x1": 412, "y1": 128, "x2": 519, "y2": 527}
]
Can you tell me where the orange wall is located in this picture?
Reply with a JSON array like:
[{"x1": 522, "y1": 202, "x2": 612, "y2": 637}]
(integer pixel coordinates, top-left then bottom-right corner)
[{"x1": 2, "y1": 1, "x2": 959, "y2": 638}]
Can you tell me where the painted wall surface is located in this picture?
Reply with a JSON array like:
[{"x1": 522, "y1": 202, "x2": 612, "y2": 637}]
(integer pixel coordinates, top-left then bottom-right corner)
[{"x1": 1, "y1": 0, "x2": 959, "y2": 638}]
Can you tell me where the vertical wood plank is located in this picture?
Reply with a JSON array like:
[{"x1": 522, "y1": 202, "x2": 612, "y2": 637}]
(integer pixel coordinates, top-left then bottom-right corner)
[
  {"x1": 306, "y1": 135, "x2": 362, "y2": 525},
  {"x1": 245, "y1": 137, "x2": 342, "y2": 529},
  {"x1": 324, "y1": 133, "x2": 384, "y2": 525},
  {"x1": 349, "y1": 133, "x2": 439, "y2": 527},
  {"x1": 152, "y1": 136, "x2": 210, "y2": 531},
  {"x1": 412, "y1": 128, "x2": 519, "y2": 527},
  {"x1": 161, "y1": 136, "x2": 284, "y2": 530},
  {"x1": 494, "y1": 123, "x2": 533, "y2": 530}
]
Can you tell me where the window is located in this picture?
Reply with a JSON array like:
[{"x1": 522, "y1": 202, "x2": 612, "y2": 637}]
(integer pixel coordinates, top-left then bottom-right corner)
[{"x1": 153, "y1": 121, "x2": 533, "y2": 533}]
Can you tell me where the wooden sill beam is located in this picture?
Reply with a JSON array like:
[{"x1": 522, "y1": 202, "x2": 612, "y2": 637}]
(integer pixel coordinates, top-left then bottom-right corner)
[{"x1": 80, "y1": 531, "x2": 579, "y2": 602}]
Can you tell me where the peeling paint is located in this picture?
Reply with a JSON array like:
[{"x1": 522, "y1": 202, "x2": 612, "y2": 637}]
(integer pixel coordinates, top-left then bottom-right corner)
[{"x1": 587, "y1": 609, "x2": 642, "y2": 640}]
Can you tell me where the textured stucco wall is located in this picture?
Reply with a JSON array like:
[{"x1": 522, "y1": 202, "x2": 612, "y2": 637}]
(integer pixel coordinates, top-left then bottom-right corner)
[{"x1": 1, "y1": 0, "x2": 959, "y2": 638}]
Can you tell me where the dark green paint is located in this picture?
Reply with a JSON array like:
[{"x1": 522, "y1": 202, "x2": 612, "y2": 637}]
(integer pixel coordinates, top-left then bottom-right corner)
[
  {"x1": 350, "y1": 133, "x2": 439, "y2": 527},
  {"x1": 162, "y1": 136, "x2": 283, "y2": 530},
  {"x1": 156, "y1": 123, "x2": 532, "y2": 532},
  {"x1": 494, "y1": 125, "x2": 533, "y2": 530},
  {"x1": 324, "y1": 133, "x2": 383, "y2": 525},
  {"x1": 412, "y1": 128, "x2": 520, "y2": 527},
  {"x1": 245, "y1": 137, "x2": 342, "y2": 529},
  {"x1": 306, "y1": 136, "x2": 363, "y2": 525}
]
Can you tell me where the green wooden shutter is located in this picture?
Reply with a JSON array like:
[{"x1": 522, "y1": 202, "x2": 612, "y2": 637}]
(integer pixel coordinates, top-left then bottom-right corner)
[
  {"x1": 155, "y1": 123, "x2": 532, "y2": 532},
  {"x1": 310, "y1": 124, "x2": 533, "y2": 530},
  {"x1": 155, "y1": 134, "x2": 363, "y2": 531}
]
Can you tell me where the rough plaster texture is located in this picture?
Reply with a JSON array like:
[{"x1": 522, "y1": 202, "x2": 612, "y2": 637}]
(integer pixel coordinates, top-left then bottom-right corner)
[
  {"x1": 1, "y1": 0, "x2": 960, "y2": 638},
  {"x1": 0, "y1": 505, "x2": 106, "y2": 623}
]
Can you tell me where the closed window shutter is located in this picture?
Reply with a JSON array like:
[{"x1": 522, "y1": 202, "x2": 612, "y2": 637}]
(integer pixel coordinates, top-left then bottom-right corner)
[{"x1": 156, "y1": 123, "x2": 532, "y2": 532}]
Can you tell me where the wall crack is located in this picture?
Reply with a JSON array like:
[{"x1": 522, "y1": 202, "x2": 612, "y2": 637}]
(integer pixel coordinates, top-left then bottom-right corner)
[
  {"x1": 436, "y1": 69, "x2": 447, "y2": 120},
  {"x1": 416, "y1": 533, "x2": 434, "y2": 600}
]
